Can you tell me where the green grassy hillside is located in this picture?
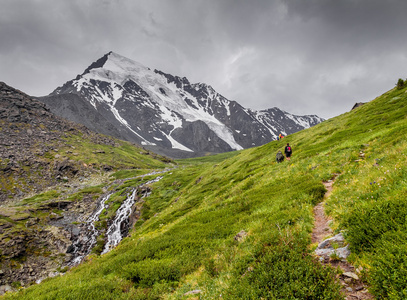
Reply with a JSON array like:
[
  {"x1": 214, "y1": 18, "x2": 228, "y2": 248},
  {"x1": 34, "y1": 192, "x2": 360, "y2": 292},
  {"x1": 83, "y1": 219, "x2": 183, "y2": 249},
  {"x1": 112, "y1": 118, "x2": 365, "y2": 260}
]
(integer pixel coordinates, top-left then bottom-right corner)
[
  {"x1": 4, "y1": 84, "x2": 407, "y2": 299},
  {"x1": 0, "y1": 121, "x2": 171, "y2": 202}
]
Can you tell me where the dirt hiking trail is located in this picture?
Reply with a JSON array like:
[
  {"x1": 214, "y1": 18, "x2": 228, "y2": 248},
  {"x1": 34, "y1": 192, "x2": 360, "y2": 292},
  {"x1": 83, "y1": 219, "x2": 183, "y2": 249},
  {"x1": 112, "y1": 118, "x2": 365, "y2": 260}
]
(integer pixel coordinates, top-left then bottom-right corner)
[{"x1": 312, "y1": 179, "x2": 374, "y2": 300}]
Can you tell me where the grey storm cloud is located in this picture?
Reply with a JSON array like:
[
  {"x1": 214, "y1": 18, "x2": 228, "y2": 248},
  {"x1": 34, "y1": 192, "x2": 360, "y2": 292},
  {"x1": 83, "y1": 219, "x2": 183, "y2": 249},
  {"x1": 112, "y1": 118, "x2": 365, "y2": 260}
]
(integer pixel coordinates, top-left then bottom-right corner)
[{"x1": 1, "y1": 0, "x2": 407, "y2": 119}]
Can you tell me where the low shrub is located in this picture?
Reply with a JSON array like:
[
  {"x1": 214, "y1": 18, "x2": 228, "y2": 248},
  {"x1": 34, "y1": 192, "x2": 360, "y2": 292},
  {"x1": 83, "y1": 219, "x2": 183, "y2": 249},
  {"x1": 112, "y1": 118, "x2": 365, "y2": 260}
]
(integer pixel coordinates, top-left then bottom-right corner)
[
  {"x1": 225, "y1": 243, "x2": 342, "y2": 299},
  {"x1": 122, "y1": 258, "x2": 181, "y2": 287},
  {"x1": 341, "y1": 197, "x2": 407, "y2": 253},
  {"x1": 369, "y1": 231, "x2": 407, "y2": 299}
]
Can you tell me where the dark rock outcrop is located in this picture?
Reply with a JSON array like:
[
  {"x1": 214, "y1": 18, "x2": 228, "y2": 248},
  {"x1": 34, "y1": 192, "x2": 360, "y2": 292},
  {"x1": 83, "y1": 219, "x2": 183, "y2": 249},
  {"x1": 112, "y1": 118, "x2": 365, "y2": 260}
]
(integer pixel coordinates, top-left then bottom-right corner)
[
  {"x1": 351, "y1": 102, "x2": 366, "y2": 110},
  {"x1": 0, "y1": 82, "x2": 118, "y2": 203}
]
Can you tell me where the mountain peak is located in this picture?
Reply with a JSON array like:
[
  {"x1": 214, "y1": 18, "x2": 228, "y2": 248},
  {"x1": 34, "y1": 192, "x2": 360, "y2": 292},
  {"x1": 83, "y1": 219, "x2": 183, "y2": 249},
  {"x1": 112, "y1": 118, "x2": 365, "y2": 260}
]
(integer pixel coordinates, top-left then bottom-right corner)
[
  {"x1": 103, "y1": 52, "x2": 150, "y2": 74},
  {"x1": 82, "y1": 51, "x2": 149, "y2": 77},
  {"x1": 47, "y1": 52, "x2": 324, "y2": 158},
  {"x1": 82, "y1": 51, "x2": 112, "y2": 75}
]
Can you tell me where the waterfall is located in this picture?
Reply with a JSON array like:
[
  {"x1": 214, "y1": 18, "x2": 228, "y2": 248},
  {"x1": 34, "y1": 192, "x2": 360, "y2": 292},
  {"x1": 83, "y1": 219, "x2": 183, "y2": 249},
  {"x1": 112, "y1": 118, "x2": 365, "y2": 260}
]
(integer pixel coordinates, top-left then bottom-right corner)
[
  {"x1": 101, "y1": 176, "x2": 163, "y2": 254},
  {"x1": 68, "y1": 193, "x2": 111, "y2": 265},
  {"x1": 66, "y1": 169, "x2": 171, "y2": 265}
]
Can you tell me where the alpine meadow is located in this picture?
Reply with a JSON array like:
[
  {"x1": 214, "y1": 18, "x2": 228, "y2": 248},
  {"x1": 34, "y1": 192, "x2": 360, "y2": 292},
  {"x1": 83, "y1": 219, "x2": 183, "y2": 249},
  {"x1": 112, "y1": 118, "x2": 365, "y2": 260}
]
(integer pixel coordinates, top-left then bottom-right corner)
[{"x1": 3, "y1": 81, "x2": 407, "y2": 299}]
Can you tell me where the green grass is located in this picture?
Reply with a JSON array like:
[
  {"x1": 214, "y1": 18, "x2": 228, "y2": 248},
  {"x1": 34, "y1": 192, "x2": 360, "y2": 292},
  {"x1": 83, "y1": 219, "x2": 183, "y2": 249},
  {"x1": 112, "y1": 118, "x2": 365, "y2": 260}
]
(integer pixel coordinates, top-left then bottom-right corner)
[
  {"x1": 66, "y1": 186, "x2": 104, "y2": 202},
  {"x1": 61, "y1": 136, "x2": 171, "y2": 170},
  {"x1": 110, "y1": 169, "x2": 153, "y2": 180},
  {"x1": 19, "y1": 190, "x2": 61, "y2": 205},
  {"x1": 176, "y1": 150, "x2": 242, "y2": 165},
  {"x1": 0, "y1": 126, "x2": 172, "y2": 202},
  {"x1": 4, "y1": 84, "x2": 407, "y2": 299}
]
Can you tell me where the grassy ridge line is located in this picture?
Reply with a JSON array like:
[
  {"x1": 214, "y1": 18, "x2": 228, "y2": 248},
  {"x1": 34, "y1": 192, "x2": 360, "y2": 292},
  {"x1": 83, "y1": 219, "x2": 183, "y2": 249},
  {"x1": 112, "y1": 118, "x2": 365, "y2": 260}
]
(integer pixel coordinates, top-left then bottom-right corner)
[{"x1": 4, "y1": 85, "x2": 407, "y2": 299}]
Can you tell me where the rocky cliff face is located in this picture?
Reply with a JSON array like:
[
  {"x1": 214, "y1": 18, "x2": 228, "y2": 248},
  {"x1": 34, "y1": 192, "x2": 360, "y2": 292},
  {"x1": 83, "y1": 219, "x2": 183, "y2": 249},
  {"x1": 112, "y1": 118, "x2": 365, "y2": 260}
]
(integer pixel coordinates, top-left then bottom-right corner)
[
  {"x1": 39, "y1": 52, "x2": 324, "y2": 158},
  {"x1": 0, "y1": 82, "x2": 118, "y2": 203}
]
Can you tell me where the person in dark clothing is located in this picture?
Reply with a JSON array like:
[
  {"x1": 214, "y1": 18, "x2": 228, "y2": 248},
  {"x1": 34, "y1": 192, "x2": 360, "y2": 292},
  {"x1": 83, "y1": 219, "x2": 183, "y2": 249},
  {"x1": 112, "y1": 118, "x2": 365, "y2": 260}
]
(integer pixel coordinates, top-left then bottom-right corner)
[
  {"x1": 284, "y1": 143, "x2": 292, "y2": 160},
  {"x1": 276, "y1": 151, "x2": 284, "y2": 163}
]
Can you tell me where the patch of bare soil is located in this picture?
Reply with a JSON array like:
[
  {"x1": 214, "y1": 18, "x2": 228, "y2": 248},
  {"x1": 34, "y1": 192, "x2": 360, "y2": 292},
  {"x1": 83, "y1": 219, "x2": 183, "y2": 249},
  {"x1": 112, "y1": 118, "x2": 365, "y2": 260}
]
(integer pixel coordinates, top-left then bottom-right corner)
[
  {"x1": 312, "y1": 180, "x2": 334, "y2": 244},
  {"x1": 312, "y1": 179, "x2": 374, "y2": 300}
]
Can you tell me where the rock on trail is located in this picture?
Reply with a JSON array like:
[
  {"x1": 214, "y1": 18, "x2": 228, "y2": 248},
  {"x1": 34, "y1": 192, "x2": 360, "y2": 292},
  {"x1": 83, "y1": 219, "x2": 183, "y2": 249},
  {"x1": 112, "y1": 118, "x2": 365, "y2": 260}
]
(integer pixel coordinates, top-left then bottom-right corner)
[{"x1": 312, "y1": 178, "x2": 374, "y2": 300}]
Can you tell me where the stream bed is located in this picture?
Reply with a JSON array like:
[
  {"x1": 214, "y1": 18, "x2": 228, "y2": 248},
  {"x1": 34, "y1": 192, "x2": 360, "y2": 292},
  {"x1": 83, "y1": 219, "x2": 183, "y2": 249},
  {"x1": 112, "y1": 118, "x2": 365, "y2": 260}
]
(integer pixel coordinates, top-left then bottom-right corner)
[{"x1": 67, "y1": 171, "x2": 168, "y2": 265}]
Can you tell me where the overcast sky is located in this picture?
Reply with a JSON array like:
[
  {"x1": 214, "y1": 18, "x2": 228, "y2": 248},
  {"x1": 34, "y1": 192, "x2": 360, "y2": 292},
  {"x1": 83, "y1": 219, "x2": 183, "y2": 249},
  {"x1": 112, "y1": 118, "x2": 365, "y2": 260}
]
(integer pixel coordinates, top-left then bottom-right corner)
[{"x1": 1, "y1": 0, "x2": 407, "y2": 119}]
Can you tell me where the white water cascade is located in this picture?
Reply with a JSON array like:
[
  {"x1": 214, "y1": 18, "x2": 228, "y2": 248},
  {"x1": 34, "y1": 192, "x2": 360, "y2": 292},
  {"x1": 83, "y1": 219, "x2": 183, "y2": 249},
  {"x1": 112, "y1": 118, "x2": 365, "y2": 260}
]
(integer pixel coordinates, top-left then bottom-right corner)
[
  {"x1": 69, "y1": 193, "x2": 112, "y2": 265},
  {"x1": 67, "y1": 169, "x2": 172, "y2": 265},
  {"x1": 101, "y1": 176, "x2": 163, "y2": 254}
]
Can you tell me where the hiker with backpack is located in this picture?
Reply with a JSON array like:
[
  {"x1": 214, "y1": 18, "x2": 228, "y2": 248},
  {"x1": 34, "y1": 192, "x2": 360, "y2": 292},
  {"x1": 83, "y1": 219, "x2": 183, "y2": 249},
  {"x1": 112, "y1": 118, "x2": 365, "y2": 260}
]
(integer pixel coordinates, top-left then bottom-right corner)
[
  {"x1": 276, "y1": 150, "x2": 284, "y2": 163},
  {"x1": 284, "y1": 143, "x2": 292, "y2": 160}
]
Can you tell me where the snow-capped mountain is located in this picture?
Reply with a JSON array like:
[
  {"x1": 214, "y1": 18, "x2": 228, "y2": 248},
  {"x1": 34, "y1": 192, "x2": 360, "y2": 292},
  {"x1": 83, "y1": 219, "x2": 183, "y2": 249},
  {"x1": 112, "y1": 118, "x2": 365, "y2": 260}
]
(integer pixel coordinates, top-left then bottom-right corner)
[{"x1": 39, "y1": 52, "x2": 324, "y2": 158}]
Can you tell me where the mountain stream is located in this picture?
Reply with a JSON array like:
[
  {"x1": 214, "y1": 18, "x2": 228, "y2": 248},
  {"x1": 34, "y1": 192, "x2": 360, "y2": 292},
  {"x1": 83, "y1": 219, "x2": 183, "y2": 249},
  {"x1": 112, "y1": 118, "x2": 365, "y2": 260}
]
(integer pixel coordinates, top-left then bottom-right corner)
[
  {"x1": 67, "y1": 170, "x2": 168, "y2": 266},
  {"x1": 68, "y1": 193, "x2": 112, "y2": 266},
  {"x1": 101, "y1": 176, "x2": 163, "y2": 254}
]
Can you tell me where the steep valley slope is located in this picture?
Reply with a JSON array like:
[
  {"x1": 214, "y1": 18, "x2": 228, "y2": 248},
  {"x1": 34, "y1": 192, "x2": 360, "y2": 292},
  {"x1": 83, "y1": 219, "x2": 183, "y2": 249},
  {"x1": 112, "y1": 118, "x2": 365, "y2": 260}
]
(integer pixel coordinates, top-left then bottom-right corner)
[
  {"x1": 0, "y1": 82, "x2": 173, "y2": 293},
  {"x1": 2, "y1": 81, "x2": 407, "y2": 299}
]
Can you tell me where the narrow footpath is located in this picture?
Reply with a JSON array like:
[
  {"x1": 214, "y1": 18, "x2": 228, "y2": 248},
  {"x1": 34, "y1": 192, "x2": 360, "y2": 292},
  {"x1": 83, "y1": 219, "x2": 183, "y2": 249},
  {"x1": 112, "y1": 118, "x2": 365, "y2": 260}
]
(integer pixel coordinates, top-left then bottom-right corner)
[{"x1": 312, "y1": 179, "x2": 374, "y2": 300}]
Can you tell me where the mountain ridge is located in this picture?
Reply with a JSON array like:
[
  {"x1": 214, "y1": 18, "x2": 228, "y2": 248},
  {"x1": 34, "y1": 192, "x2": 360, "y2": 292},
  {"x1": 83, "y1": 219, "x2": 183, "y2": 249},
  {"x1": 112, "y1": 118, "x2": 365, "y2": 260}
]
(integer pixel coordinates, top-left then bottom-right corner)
[{"x1": 39, "y1": 52, "x2": 323, "y2": 158}]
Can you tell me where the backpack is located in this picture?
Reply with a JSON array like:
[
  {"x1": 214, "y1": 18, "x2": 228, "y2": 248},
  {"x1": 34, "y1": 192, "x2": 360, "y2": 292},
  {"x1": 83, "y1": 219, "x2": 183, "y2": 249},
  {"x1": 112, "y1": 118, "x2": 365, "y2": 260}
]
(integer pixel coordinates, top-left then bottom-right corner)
[
  {"x1": 286, "y1": 146, "x2": 291, "y2": 153},
  {"x1": 276, "y1": 151, "x2": 284, "y2": 163}
]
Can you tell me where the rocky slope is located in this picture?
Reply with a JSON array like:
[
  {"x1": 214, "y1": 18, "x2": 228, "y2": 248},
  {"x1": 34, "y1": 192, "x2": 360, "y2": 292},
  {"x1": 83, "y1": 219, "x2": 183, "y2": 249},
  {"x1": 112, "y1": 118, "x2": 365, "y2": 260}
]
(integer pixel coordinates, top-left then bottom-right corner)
[
  {"x1": 39, "y1": 51, "x2": 324, "y2": 158},
  {"x1": 0, "y1": 82, "x2": 95, "y2": 203},
  {"x1": 0, "y1": 82, "x2": 172, "y2": 293}
]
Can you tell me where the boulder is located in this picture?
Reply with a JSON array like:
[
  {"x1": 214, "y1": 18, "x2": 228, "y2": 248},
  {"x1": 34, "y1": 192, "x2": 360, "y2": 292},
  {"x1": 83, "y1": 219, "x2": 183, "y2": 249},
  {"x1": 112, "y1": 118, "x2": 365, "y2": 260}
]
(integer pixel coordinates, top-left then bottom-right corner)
[
  {"x1": 234, "y1": 230, "x2": 248, "y2": 242},
  {"x1": 314, "y1": 233, "x2": 350, "y2": 259}
]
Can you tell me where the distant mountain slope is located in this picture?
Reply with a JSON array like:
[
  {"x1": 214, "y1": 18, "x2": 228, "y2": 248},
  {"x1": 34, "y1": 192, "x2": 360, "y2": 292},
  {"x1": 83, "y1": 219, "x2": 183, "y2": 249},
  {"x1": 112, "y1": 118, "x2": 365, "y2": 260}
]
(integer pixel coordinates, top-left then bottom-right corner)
[
  {"x1": 0, "y1": 82, "x2": 170, "y2": 203},
  {"x1": 39, "y1": 52, "x2": 323, "y2": 158}
]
